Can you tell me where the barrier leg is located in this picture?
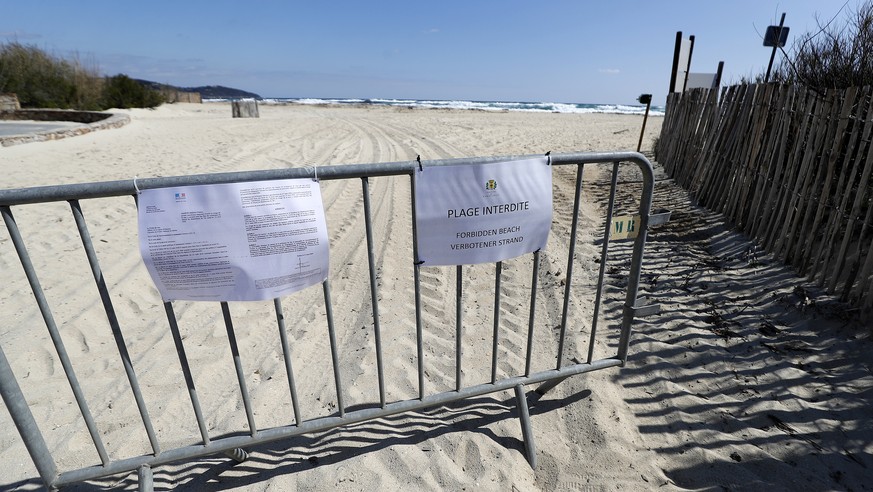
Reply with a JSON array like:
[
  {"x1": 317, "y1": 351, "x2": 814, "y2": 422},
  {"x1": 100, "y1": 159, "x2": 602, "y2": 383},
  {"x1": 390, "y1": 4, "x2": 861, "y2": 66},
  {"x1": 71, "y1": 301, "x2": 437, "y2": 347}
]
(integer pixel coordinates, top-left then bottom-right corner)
[
  {"x1": 534, "y1": 376, "x2": 568, "y2": 398},
  {"x1": 137, "y1": 465, "x2": 153, "y2": 492},
  {"x1": 514, "y1": 384, "x2": 537, "y2": 468},
  {"x1": 0, "y1": 345, "x2": 58, "y2": 488},
  {"x1": 223, "y1": 447, "x2": 249, "y2": 463}
]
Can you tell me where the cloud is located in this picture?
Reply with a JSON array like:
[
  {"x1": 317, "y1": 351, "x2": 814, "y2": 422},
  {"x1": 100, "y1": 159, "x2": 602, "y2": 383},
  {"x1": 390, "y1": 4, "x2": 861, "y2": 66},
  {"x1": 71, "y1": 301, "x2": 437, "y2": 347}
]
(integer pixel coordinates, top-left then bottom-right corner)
[
  {"x1": 0, "y1": 31, "x2": 43, "y2": 41},
  {"x1": 94, "y1": 52, "x2": 235, "y2": 84},
  {"x1": 598, "y1": 68, "x2": 620, "y2": 75},
  {"x1": 424, "y1": 28, "x2": 440, "y2": 34}
]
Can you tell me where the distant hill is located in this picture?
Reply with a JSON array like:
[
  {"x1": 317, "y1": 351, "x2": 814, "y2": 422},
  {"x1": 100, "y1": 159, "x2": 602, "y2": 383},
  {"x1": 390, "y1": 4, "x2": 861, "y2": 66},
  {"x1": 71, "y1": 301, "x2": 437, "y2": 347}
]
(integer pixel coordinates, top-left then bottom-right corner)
[
  {"x1": 181, "y1": 85, "x2": 262, "y2": 100},
  {"x1": 134, "y1": 79, "x2": 262, "y2": 100}
]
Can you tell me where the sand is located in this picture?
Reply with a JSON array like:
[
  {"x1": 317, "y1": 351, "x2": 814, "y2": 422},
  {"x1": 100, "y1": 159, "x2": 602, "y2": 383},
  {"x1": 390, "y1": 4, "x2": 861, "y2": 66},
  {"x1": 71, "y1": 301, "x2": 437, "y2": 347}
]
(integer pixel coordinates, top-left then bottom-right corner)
[{"x1": 0, "y1": 102, "x2": 870, "y2": 491}]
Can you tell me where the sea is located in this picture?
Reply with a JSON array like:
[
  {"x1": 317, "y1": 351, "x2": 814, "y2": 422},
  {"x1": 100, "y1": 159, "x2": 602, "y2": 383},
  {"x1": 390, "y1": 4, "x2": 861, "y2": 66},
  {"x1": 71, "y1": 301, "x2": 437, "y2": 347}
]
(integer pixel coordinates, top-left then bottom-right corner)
[{"x1": 206, "y1": 97, "x2": 665, "y2": 116}]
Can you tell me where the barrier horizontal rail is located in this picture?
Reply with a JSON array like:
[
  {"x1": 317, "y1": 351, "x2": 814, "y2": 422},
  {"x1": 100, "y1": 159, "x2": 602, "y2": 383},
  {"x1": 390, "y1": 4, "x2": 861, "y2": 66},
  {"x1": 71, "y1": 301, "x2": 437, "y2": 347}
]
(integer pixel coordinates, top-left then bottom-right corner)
[{"x1": 0, "y1": 151, "x2": 659, "y2": 490}]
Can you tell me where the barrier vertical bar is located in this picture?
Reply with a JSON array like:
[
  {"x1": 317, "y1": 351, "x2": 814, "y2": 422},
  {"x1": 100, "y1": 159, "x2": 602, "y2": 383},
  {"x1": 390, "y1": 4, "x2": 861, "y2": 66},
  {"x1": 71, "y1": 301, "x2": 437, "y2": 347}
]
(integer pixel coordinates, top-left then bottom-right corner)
[
  {"x1": 413, "y1": 262, "x2": 425, "y2": 400},
  {"x1": 410, "y1": 173, "x2": 425, "y2": 400},
  {"x1": 0, "y1": 345, "x2": 58, "y2": 488},
  {"x1": 361, "y1": 177, "x2": 386, "y2": 408},
  {"x1": 273, "y1": 298, "x2": 302, "y2": 425},
  {"x1": 220, "y1": 302, "x2": 258, "y2": 437},
  {"x1": 1, "y1": 205, "x2": 110, "y2": 466},
  {"x1": 163, "y1": 302, "x2": 210, "y2": 444},
  {"x1": 456, "y1": 265, "x2": 463, "y2": 391},
  {"x1": 524, "y1": 250, "x2": 540, "y2": 377},
  {"x1": 556, "y1": 165, "x2": 584, "y2": 369},
  {"x1": 587, "y1": 162, "x2": 620, "y2": 364},
  {"x1": 68, "y1": 200, "x2": 161, "y2": 455},
  {"x1": 491, "y1": 261, "x2": 503, "y2": 384},
  {"x1": 322, "y1": 281, "x2": 346, "y2": 417}
]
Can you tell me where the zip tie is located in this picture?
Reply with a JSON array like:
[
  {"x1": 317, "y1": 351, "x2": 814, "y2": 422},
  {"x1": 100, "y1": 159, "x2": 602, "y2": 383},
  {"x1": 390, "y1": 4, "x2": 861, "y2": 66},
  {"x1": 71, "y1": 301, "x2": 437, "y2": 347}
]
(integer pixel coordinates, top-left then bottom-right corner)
[
  {"x1": 312, "y1": 165, "x2": 318, "y2": 182},
  {"x1": 417, "y1": 155, "x2": 422, "y2": 172},
  {"x1": 545, "y1": 150, "x2": 551, "y2": 165},
  {"x1": 133, "y1": 176, "x2": 141, "y2": 194}
]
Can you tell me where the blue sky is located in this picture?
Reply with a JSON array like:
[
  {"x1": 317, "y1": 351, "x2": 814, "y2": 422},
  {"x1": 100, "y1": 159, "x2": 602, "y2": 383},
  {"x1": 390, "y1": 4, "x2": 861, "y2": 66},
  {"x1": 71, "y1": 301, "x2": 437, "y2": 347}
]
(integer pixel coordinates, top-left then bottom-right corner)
[{"x1": 1, "y1": 1, "x2": 854, "y2": 105}]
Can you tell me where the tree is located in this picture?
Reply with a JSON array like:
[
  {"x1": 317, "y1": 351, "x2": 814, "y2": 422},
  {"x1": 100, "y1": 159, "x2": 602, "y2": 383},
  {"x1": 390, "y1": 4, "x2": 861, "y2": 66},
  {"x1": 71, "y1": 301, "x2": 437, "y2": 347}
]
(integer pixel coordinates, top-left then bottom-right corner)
[{"x1": 101, "y1": 74, "x2": 164, "y2": 109}]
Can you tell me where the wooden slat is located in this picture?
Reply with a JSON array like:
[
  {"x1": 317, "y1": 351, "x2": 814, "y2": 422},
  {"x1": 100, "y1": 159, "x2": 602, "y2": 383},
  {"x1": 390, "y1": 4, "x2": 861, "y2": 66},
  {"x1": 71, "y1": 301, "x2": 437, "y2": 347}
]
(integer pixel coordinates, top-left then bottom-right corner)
[
  {"x1": 748, "y1": 85, "x2": 792, "y2": 236},
  {"x1": 832, "y1": 96, "x2": 873, "y2": 294},
  {"x1": 798, "y1": 86, "x2": 859, "y2": 275},
  {"x1": 778, "y1": 91, "x2": 834, "y2": 262},
  {"x1": 759, "y1": 86, "x2": 808, "y2": 245},
  {"x1": 751, "y1": 85, "x2": 796, "y2": 239},
  {"x1": 817, "y1": 88, "x2": 871, "y2": 288},
  {"x1": 839, "y1": 181, "x2": 873, "y2": 302}
]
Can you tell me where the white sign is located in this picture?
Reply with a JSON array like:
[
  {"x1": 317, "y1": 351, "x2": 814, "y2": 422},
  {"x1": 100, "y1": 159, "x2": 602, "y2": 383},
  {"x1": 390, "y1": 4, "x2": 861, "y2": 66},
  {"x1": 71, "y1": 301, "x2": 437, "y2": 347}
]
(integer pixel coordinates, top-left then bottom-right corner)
[
  {"x1": 686, "y1": 72, "x2": 718, "y2": 90},
  {"x1": 138, "y1": 179, "x2": 329, "y2": 301},
  {"x1": 673, "y1": 37, "x2": 692, "y2": 93},
  {"x1": 414, "y1": 157, "x2": 552, "y2": 266}
]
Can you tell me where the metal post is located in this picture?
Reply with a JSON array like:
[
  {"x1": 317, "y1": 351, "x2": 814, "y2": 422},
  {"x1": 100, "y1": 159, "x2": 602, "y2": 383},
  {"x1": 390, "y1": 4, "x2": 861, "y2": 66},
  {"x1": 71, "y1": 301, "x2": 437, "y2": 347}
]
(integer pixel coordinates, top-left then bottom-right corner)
[
  {"x1": 636, "y1": 96, "x2": 653, "y2": 153},
  {"x1": 765, "y1": 13, "x2": 786, "y2": 83},
  {"x1": 714, "y1": 61, "x2": 725, "y2": 89},
  {"x1": 669, "y1": 31, "x2": 683, "y2": 94},
  {"x1": 683, "y1": 35, "x2": 695, "y2": 93}
]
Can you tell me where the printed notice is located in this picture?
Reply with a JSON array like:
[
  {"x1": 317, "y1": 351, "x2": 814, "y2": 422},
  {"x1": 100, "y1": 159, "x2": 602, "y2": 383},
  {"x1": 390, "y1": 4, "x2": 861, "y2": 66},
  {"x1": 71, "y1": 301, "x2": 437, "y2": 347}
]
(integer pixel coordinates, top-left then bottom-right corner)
[
  {"x1": 138, "y1": 179, "x2": 329, "y2": 301},
  {"x1": 414, "y1": 157, "x2": 552, "y2": 266}
]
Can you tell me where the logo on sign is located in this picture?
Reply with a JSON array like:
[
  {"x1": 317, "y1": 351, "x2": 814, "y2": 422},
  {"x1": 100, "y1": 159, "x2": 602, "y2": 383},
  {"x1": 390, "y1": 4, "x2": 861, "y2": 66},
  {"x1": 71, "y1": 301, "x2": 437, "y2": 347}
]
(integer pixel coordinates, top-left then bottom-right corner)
[
  {"x1": 485, "y1": 179, "x2": 497, "y2": 191},
  {"x1": 175, "y1": 192, "x2": 187, "y2": 202}
]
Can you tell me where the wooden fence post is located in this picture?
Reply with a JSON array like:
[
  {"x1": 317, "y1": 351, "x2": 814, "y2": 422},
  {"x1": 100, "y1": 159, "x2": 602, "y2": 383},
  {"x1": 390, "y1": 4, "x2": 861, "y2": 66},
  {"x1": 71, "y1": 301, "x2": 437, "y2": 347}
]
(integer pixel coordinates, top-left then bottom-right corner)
[{"x1": 232, "y1": 100, "x2": 259, "y2": 118}]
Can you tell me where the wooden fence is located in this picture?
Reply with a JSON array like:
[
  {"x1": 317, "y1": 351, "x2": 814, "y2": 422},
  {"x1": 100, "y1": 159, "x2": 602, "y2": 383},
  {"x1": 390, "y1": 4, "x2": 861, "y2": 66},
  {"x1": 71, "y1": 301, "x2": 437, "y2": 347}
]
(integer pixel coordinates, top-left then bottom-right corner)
[
  {"x1": 162, "y1": 90, "x2": 202, "y2": 104},
  {"x1": 657, "y1": 83, "x2": 873, "y2": 314}
]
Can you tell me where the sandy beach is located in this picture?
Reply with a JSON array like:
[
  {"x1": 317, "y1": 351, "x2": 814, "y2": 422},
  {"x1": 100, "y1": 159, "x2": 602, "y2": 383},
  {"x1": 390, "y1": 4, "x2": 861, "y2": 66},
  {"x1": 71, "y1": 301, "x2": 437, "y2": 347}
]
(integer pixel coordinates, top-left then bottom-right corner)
[{"x1": 1, "y1": 102, "x2": 870, "y2": 491}]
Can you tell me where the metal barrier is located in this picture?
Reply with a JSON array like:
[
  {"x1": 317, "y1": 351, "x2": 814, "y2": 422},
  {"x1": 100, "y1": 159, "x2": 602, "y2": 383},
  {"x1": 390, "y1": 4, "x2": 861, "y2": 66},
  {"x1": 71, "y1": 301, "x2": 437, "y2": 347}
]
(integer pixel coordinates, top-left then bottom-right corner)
[{"x1": 0, "y1": 151, "x2": 665, "y2": 490}]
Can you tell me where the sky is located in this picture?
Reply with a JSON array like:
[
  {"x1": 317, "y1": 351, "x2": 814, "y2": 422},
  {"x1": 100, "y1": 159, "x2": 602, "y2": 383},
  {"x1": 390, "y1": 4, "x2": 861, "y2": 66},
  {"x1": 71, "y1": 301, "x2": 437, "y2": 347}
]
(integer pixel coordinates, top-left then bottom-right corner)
[{"x1": 0, "y1": 0, "x2": 857, "y2": 105}]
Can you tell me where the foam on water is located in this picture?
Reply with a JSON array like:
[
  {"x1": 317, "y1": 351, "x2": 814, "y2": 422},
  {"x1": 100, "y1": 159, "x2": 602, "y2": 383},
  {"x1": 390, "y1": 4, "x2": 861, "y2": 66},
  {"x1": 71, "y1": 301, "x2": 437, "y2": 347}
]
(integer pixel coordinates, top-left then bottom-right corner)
[{"x1": 207, "y1": 97, "x2": 665, "y2": 116}]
